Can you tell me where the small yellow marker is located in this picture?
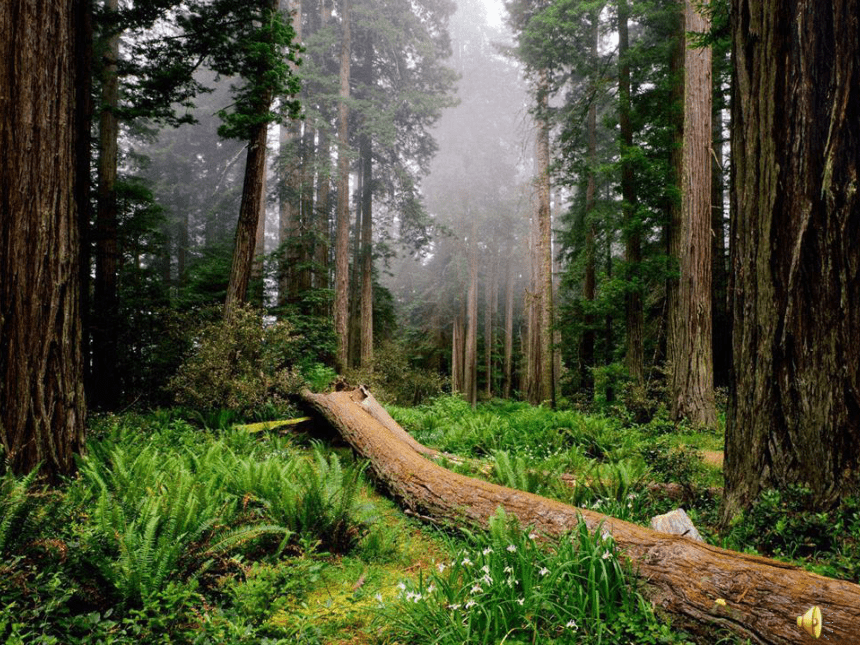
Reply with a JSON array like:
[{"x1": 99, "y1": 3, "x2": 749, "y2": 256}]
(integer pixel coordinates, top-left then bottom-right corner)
[
  {"x1": 714, "y1": 598, "x2": 726, "y2": 607},
  {"x1": 797, "y1": 606, "x2": 822, "y2": 639}
]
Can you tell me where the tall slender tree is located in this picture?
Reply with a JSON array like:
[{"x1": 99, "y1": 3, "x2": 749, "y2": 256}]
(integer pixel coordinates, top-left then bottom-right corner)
[
  {"x1": 670, "y1": 0, "x2": 716, "y2": 426},
  {"x1": 1, "y1": 0, "x2": 86, "y2": 479},
  {"x1": 223, "y1": 0, "x2": 301, "y2": 317},
  {"x1": 618, "y1": 0, "x2": 643, "y2": 387},
  {"x1": 724, "y1": 0, "x2": 860, "y2": 517},
  {"x1": 333, "y1": 0, "x2": 352, "y2": 370}
]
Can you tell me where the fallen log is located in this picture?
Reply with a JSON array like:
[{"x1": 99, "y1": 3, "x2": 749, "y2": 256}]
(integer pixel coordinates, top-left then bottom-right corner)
[{"x1": 301, "y1": 388, "x2": 860, "y2": 644}]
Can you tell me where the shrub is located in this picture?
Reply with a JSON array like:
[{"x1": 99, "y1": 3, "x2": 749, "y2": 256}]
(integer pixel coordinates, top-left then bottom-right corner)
[{"x1": 168, "y1": 304, "x2": 303, "y2": 417}]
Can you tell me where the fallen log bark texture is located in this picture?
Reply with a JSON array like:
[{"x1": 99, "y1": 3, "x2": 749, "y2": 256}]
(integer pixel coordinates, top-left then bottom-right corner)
[{"x1": 301, "y1": 387, "x2": 860, "y2": 644}]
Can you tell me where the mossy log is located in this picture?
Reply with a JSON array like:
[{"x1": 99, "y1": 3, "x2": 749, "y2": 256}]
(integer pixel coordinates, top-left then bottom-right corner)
[{"x1": 301, "y1": 387, "x2": 860, "y2": 644}]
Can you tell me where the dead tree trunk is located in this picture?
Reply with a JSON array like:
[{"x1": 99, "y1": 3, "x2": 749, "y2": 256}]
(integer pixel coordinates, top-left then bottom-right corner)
[{"x1": 302, "y1": 387, "x2": 860, "y2": 645}]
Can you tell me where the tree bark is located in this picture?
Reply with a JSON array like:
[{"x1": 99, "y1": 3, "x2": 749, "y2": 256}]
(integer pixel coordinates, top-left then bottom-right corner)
[
  {"x1": 535, "y1": 69, "x2": 555, "y2": 407},
  {"x1": 618, "y1": 0, "x2": 643, "y2": 387},
  {"x1": 0, "y1": 0, "x2": 86, "y2": 480},
  {"x1": 670, "y1": 0, "x2": 716, "y2": 427},
  {"x1": 724, "y1": 0, "x2": 860, "y2": 516},
  {"x1": 303, "y1": 387, "x2": 860, "y2": 645},
  {"x1": 333, "y1": 0, "x2": 352, "y2": 371},
  {"x1": 92, "y1": 0, "x2": 120, "y2": 409},
  {"x1": 451, "y1": 314, "x2": 465, "y2": 394},
  {"x1": 224, "y1": 120, "x2": 271, "y2": 316}
]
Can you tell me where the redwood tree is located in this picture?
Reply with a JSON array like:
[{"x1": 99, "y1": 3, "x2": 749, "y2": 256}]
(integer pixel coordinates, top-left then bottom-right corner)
[
  {"x1": 669, "y1": 0, "x2": 716, "y2": 427},
  {"x1": 0, "y1": 0, "x2": 86, "y2": 479},
  {"x1": 724, "y1": 0, "x2": 860, "y2": 517}
]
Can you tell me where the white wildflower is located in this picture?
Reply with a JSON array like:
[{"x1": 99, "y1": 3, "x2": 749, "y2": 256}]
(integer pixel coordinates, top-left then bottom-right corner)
[
  {"x1": 482, "y1": 547, "x2": 494, "y2": 556},
  {"x1": 437, "y1": 562, "x2": 447, "y2": 573},
  {"x1": 528, "y1": 532, "x2": 539, "y2": 540},
  {"x1": 601, "y1": 551, "x2": 612, "y2": 560},
  {"x1": 397, "y1": 581, "x2": 407, "y2": 591},
  {"x1": 427, "y1": 584, "x2": 436, "y2": 594},
  {"x1": 461, "y1": 557, "x2": 473, "y2": 566},
  {"x1": 481, "y1": 574, "x2": 493, "y2": 585},
  {"x1": 481, "y1": 564, "x2": 491, "y2": 574},
  {"x1": 506, "y1": 544, "x2": 517, "y2": 553},
  {"x1": 470, "y1": 584, "x2": 483, "y2": 594},
  {"x1": 516, "y1": 598, "x2": 525, "y2": 606},
  {"x1": 503, "y1": 565, "x2": 513, "y2": 573},
  {"x1": 465, "y1": 600, "x2": 476, "y2": 609},
  {"x1": 538, "y1": 567, "x2": 549, "y2": 576},
  {"x1": 566, "y1": 619, "x2": 578, "y2": 630}
]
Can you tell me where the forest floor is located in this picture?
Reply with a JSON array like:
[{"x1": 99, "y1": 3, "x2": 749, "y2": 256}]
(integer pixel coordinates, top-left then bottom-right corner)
[{"x1": 5, "y1": 397, "x2": 858, "y2": 644}]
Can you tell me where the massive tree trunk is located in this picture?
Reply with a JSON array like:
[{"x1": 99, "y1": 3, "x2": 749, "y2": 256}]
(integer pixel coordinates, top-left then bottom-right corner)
[
  {"x1": 618, "y1": 0, "x2": 644, "y2": 387},
  {"x1": 303, "y1": 387, "x2": 860, "y2": 645},
  {"x1": 0, "y1": 0, "x2": 86, "y2": 480},
  {"x1": 333, "y1": 0, "x2": 352, "y2": 371},
  {"x1": 92, "y1": 0, "x2": 120, "y2": 409},
  {"x1": 670, "y1": 0, "x2": 716, "y2": 427},
  {"x1": 724, "y1": 0, "x2": 860, "y2": 516}
]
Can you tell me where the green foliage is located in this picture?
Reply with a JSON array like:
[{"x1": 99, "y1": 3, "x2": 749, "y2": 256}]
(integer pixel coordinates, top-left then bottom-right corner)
[
  {"x1": 347, "y1": 340, "x2": 448, "y2": 406},
  {"x1": 0, "y1": 469, "x2": 43, "y2": 558},
  {"x1": 168, "y1": 304, "x2": 303, "y2": 417},
  {"x1": 640, "y1": 437, "x2": 706, "y2": 492},
  {"x1": 724, "y1": 487, "x2": 860, "y2": 580},
  {"x1": 383, "y1": 508, "x2": 686, "y2": 644}
]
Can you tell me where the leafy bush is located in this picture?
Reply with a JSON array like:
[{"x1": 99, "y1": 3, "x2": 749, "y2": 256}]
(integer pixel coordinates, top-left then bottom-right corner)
[
  {"x1": 168, "y1": 304, "x2": 303, "y2": 417},
  {"x1": 346, "y1": 340, "x2": 447, "y2": 406}
]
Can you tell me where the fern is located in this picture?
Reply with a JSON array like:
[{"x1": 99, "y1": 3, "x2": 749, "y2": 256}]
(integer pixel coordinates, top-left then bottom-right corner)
[{"x1": 0, "y1": 468, "x2": 41, "y2": 556}]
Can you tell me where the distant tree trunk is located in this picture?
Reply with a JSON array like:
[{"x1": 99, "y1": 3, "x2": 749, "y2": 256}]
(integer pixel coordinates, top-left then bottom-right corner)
[
  {"x1": 314, "y1": 0, "x2": 332, "y2": 304},
  {"x1": 75, "y1": 0, "x2": 94, "y2": 399},
  {"x1": 0, "y1": 0, "x2": 86, "y2": 480},
  {"x1": 604, "y1": 227, "x2": 615, "y2": 402},
  {"x1": 333, "y1": 0, "x2": 352, "y2": 370},
  {"x1": 299, "y1": 123, "x2": 316, "y2": 294},
  {"x1": 503, "y1": 253, "x2": 515, "y2": 398},
  {"x1": 224, "y1": 122, "x2": 272, "y2": 316},
  {"x1": 724, "y1": 0, "x2": 860, "y2": 518},
  {"x1": 710, "y1": 61, "x2": 730, "y2": 389},
  {"x1": 452, "y1": 314, "x2": 465, "y2": 394},
  {"x1": 224, "y1": 0, "x2": 281, "y2": 318},
  {"x1": 581, "y1": 12, "x2": 600, "y2": 396},
  {"x1": 278, "y1": 0, "x2": 302, "y2": 308},
  {"x1": 670, "y1": 0, "x2": 716, "y2": 427},
  {"x1": 484, "y1": 250, "x2": 497, "y2": 398},
  {"x1": 524, "y1": 217, "x2": 540, "y2": 403},
  {"x1": 535, "y1": 70, "x2": 555, "y2": 407},
  {"x1": 359, "y1": 134, "x2": 374, "y2": 369},
  {"x1": 92, "y1": 0, "x2": 120, "y2": 409},
  {"x1": 618, "y1": 0, "x2": 643, "y2": 387},
  {"x1": 464, "y1": 218, "x2": 479, "y2": 407}
]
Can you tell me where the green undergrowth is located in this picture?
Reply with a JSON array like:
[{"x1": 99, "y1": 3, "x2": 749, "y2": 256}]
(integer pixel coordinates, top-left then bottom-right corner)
[{"x1": 5, "y1": 396, "x2": 855, "y2": 644}]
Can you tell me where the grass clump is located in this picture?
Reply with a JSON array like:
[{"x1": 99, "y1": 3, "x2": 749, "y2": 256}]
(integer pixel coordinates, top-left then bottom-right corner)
[{"x1": 382, "y1": 509, "x2": 689, "y2": 644}]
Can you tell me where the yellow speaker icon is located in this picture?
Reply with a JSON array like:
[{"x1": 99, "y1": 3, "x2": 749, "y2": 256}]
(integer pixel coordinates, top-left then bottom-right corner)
[{"x1": 796, "y1": 606, "x2": 822, "y2": 639}]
